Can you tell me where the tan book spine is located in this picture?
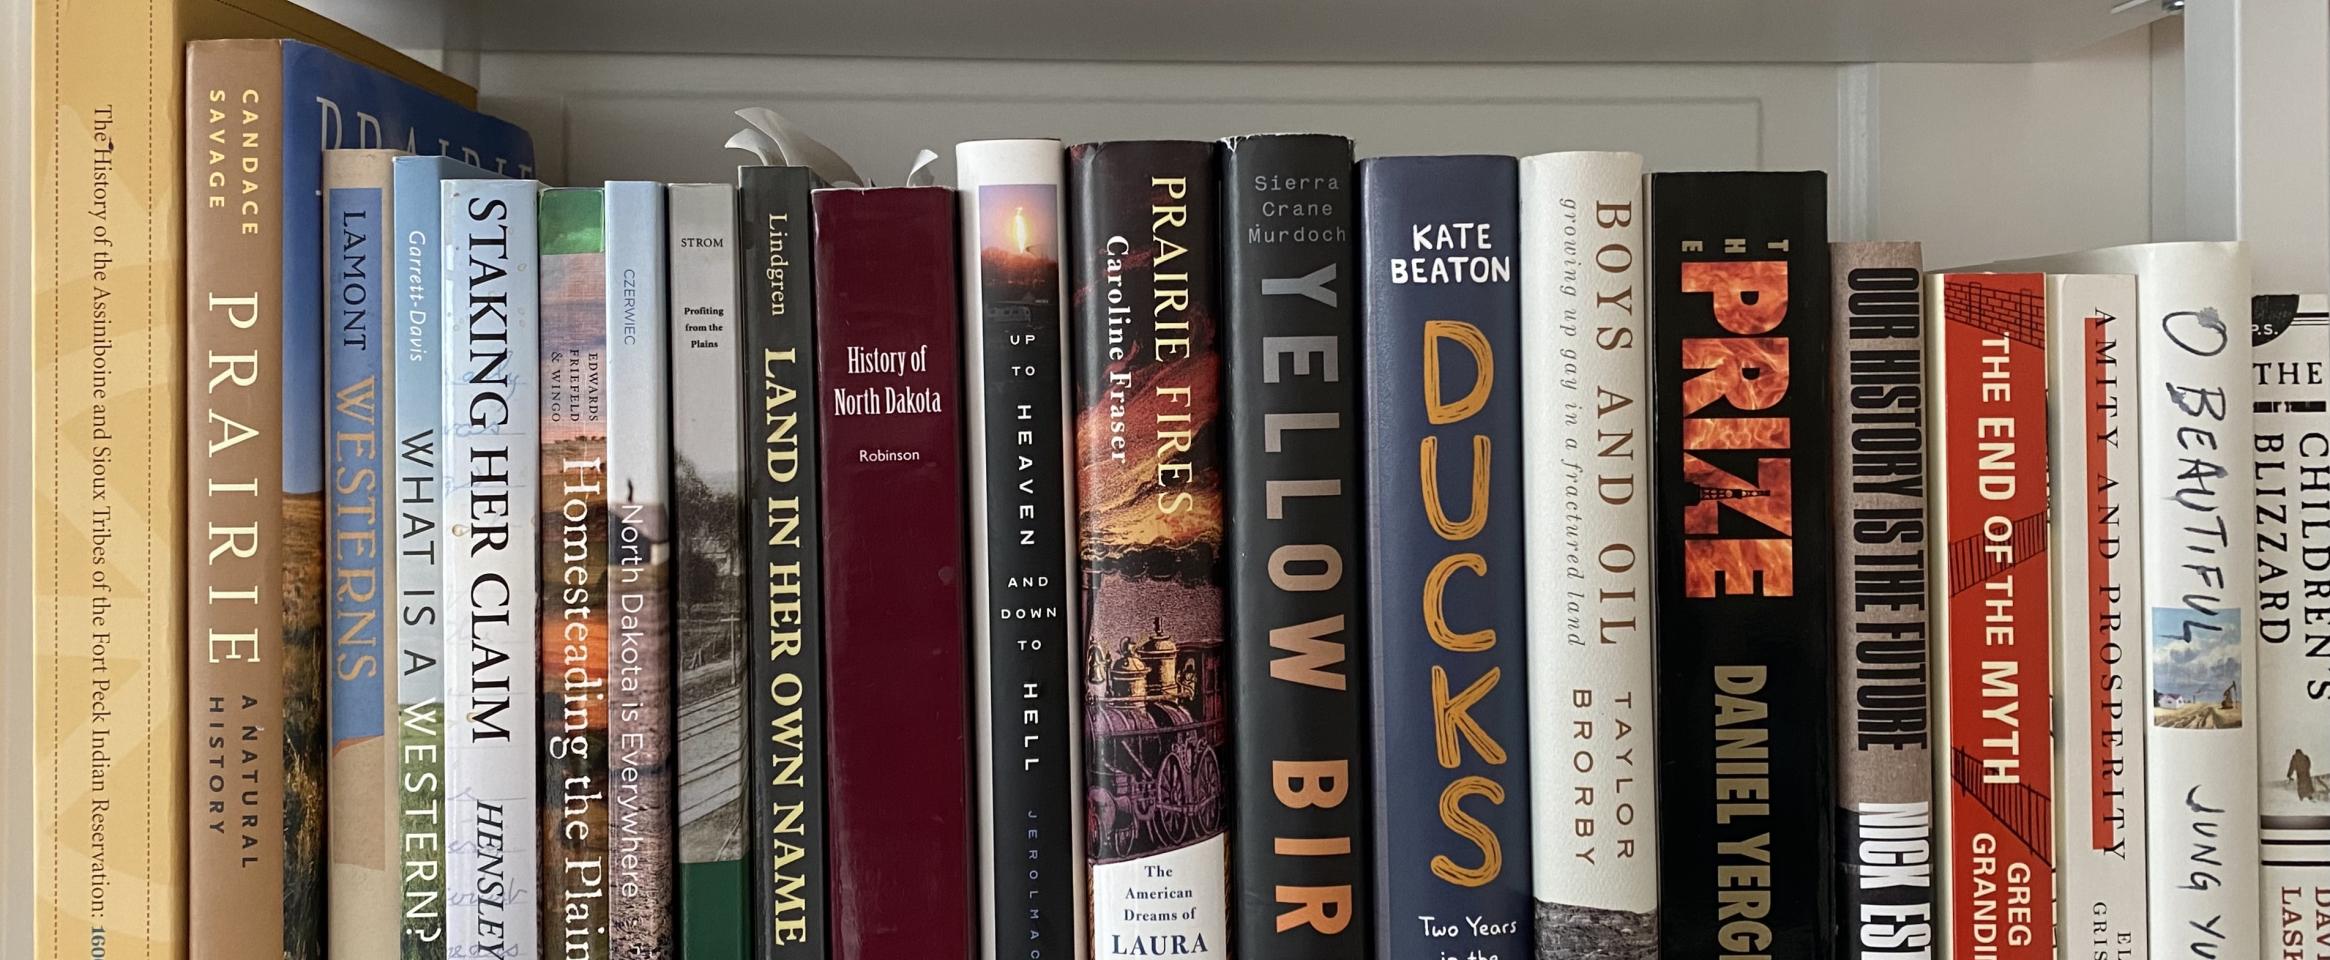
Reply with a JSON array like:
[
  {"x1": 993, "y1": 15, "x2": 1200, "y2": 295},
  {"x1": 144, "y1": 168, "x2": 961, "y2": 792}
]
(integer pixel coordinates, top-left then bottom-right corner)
[
  {"x1": 323, "y1": 148, "x2": 405, "y2": 960},
  {"x1": 17, "y1": 5, "x2": 473, "y2": 959},
  {"x1": 184, "y1": 39, "x2": 291, "y2": 960}
]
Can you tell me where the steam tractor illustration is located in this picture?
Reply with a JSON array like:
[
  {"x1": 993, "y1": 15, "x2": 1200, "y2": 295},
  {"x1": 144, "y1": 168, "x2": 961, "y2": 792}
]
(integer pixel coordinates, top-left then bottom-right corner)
[{"x1": 1087, "y1": 617, "x2": 1226, "y2": 862}]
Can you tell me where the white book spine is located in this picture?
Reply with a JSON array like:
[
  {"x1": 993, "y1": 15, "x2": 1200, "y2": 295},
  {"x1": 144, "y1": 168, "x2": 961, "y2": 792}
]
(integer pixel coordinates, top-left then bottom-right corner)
[
  {"x1": 663, "y1": 182, "x2": 747, "y2": 882},
  {"x1": 2252, "y1": 292, "x2": 2330, "y2": 954},
  {"x1": 2046, "y1": 272, "x2": 2148, "y2": 960},
  {"x1": 2125, "y1": 243, "x2": 2256, "y2": 960},
  {"x1": 954, "y1": 138, "x2": 1090, "y2": 960},
  {"x1": 1518, "y1": 150, "x2": 1659, "y2": 959},
  {"x1": 602, "y1": 180, "x2": 675, "y2": 954},
  {"x1": 440, "y1": 178, "x2": 543, "y2": 960}
]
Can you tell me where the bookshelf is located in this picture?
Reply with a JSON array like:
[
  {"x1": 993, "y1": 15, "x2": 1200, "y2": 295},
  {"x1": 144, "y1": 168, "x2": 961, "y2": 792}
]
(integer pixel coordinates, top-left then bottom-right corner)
[{"x1": 306, "y1": 0, "x2": 2327, "y2": 291}]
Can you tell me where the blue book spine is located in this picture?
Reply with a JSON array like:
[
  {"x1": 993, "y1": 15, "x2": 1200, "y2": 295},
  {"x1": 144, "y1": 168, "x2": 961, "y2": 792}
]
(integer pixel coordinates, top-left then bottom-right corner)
[
  {"x1": 601, "y1": 180, "x2": 677, "y2": 956},
  {"x1": 1356, "y1": 155, "x2": 1535, "y2": 960},
  {"x1": 325, "y1": 148, "x2": 402, "y2": 960},
  {"x1": 390, "y1": 154, "x2": 499, "y2": 960}
]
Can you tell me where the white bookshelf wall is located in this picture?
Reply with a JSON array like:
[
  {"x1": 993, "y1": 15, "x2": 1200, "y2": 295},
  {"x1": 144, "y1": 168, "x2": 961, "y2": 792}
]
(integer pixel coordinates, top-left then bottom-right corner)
[{"x1": 311, "y1": 0, "x2": 2329, "y2": 291}]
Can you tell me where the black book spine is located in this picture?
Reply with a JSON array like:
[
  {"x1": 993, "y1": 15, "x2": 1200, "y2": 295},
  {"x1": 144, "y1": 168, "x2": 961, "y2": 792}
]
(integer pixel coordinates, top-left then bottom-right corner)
[
  {"x1": 737, "y1": 164, "x2": 827, "y2": 960},
  {"x1": 1646, "y1": 171, "x2": 1835, "y2": 959},
  {"x1": 1355, "y1": 155, "x2": 1533, "y2": 960},
  {"x1": 1220, "y1": 132, "x2": 1372, "y2": 960},
  {"x1": 955, "y1": 140, "x2": 1084, "y2": 960},
  {"x1": 1069, "y1": 139, "x2": 1233, "y2": 960}
]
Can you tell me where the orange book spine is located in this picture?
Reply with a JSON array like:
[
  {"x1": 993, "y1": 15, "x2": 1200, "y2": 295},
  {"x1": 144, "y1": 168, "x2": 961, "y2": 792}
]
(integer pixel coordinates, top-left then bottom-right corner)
[{"x1": 1930, "y1": 271, "x2": 2055, "y2": 960}]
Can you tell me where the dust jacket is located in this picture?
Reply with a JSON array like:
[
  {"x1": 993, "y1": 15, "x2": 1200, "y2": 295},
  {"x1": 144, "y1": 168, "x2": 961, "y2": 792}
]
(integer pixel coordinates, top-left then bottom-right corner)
[
  {"x1": 1928, "y1": 271, "x2": 2053, "y2": 960},
  {"x1": 1644, "y1": 170, "x2": 1833, "y2": 959},
  {"x1": 738, "y1": 163, "x2": 828, "y2": 960},
  {"x1": 958, "y1": 138, "x2": 1089, "y2": 960},
  {"x1": 1519, "y1": 151, "x2": 1661, "y2": 960},
  {"x1": 1070, "y1": 139, "x2": 1233, "y2": 960},
  {"x1": 1827, "y1": 243, "x2": 1933, "y2": 960},
  {"x1": 1356, "y1": 154, "x2": 1533, "y2": 960},
  {"x1": 1219, "y1": 132, "x2": 1372, "y2": 960}
]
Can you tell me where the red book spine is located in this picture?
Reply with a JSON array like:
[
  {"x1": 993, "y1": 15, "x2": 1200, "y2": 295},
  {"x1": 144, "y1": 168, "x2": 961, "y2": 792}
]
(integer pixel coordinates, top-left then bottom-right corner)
[
  {"x1": 810, "y1": 185, "x2": 973, "y2": 960},
  {"x1": 1933, "y1": 272, "x2": 2054, "y2": 960}
]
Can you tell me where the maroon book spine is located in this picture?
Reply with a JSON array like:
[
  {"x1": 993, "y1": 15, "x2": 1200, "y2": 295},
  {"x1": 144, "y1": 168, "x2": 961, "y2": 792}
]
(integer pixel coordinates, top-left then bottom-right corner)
[{"x1": 811, "y1": 185, "x2": 974, "y2": 960}]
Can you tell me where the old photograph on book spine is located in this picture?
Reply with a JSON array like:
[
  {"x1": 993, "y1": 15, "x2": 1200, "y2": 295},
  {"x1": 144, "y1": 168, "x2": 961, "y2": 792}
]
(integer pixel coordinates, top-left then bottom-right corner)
[
  {"x1": 668, "y1": 181, "x2": 749, "y2": 960},
  {"x1": 957, "y1": 140, "x2": 1088, "y2": 960},
  {"x1": 324, "y1": 148, "x2": 404, "y2": 960},
  {"x1": 1645, "y1": 171, "x2": 1833, "y2": 959},
  {"x1": 539, "y1": 185, "x2": 613, "y2": 960},
  {"x1": 2048, "y1": 273, "x2": 2146, "y2": 960},
  {"x1": 2254, "y1": 292, "x2": 2330, "y2": 954},
  {"x1": 440, "y1": 177, "x2": 542, "y2": 960},
  {"x1": 1518, "y1": 151, "x2": 1658, "y2": 960},
  {"x1": 1069, "y1": 140, "x2": 1230, "y2": 960},
  {"x1": 1929, "y1": 272, "x2": 2053, "y2": 960},
  {"x1": 1220, "y1": 133, "x2": 1370, "y2": 960},
  {"x1": 1827, "y1": 243, "x2": 1932, "y2": 960},
  {"x1": 603, "y1": 181, "x2": 676, "y2": 958}
]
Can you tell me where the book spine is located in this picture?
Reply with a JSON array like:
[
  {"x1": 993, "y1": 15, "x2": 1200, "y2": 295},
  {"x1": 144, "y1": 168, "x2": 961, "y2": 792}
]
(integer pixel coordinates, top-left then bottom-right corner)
[
  {"x1": 2131, "y1": 244, "x2": 2255, "y2": 960},
  {"x1": 324, "y1": 148, "x2": 403, "y2": 960},
  {"x1": 2049, "y1": 273, "x2": 2146, "y2": 960},
  {"x1": 1219, "y1": 132, "x2": 1371, "y2": 960},
  {"x1": 32, "y1": 5, "x2": 185, "y2": 956},
  {"x1": 391, "y1": 158, "x2": 456, "y2": 960},
  {"x1": 1068, "y1": 139, "x2": 1233, "y2": 960},
  {"x1": 540, "y1": 185, "x2": 613, "y2": 960},
  {"x1": 441, "y1": 177, "x2": 542, "y2": 960},
  {"x1": 813, "y1": 185, "x2": 973, "y2": 960},
  {"x1": 1518, "y1": 151, "x2": 1660, "y2": 960},
  {"x1": 1356, "y1": 155, "x2": 1531, "y2": 960},
  {"x1": 738, "y1": 165, "x2": 828, "y2": 960},
  {"x1": 668, "y1": 181, "x2": 749, "y2": 960},
  {"x1": 957, "y1": 139, "x2": 1087, "y2": 960},
  {"x1": 1645, "y1": 170, "x2": 1833, "y2": 958},
  {"x1": 184, "y1": 41, "x2": 292, "y2": 960},
  {"x1": 603, "y1": 180, "x2": 677, "y2": 958},
  {"x1": 1929, "y1": 272, "x2": 2054, "y2": 960},
  {"x1": 1826, "y1": 243, "x2": 1933, "y2": 960},
  {"x1": 2254, "y1": 292, "x2": 2328, "y2": 955}
]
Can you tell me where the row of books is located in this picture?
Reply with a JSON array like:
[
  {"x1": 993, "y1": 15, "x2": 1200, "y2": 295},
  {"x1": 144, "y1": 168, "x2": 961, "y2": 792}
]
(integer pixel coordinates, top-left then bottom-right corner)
[{"x1": 19, "y1": 19, "x2": 2310, "y2": 960}]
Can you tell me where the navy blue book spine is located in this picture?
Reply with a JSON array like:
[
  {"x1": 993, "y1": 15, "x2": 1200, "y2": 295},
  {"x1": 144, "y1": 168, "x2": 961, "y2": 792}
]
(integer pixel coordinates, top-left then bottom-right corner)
[{"x1": 1356, "y1": 155, "x2": 1534, "y2": 960}]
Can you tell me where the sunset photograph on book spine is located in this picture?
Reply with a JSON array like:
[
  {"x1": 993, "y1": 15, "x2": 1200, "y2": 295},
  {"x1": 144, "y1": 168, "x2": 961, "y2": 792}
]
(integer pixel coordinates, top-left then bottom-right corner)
[
  {"x1": 1645, "y1": 171, "x2": 1833, "y2": 959},
  {"x1": 538, "y1": 186, "x2": 612, "y2": 960}
]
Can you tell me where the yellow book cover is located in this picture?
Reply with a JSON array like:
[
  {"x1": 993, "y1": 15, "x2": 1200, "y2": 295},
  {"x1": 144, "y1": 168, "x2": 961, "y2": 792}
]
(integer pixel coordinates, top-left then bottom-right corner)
[{"x1": 7, "y1": 4, "x2": 472, "y2": 959}]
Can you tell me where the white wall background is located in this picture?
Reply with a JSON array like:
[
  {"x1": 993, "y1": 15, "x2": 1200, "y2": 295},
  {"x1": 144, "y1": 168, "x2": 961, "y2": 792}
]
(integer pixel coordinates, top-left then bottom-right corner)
[{"x1": 467, "y1": 25, "x2": 2160, "y2": 271}]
